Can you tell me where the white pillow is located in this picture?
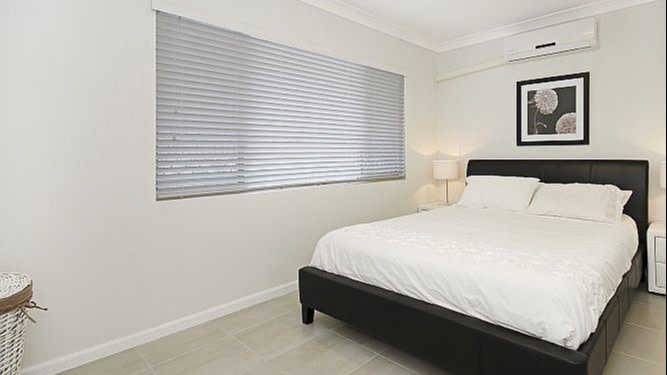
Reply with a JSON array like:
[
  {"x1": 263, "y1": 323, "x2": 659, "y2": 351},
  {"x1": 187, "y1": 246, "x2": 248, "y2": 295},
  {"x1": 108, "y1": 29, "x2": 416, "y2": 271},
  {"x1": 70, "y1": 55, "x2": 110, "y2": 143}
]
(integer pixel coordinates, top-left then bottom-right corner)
[
  {"x1": 527, "y1": 183, "x2": 632, "y2": 223},
  {"x1": 457, "y1": 175, "x2": 540, "y2": 212}
]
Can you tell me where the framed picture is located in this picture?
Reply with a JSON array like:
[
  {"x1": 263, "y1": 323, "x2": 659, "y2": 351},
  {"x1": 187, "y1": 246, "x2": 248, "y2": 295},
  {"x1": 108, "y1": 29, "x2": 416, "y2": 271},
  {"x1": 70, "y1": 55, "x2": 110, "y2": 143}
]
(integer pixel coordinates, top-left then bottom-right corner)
[{"x1": 516, "y1": 72, "x2": 589, "y2": 146}]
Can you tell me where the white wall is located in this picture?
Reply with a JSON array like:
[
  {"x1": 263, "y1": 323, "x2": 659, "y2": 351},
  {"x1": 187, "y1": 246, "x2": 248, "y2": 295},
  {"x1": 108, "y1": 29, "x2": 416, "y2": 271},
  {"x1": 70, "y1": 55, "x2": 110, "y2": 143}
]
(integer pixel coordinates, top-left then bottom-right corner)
[
  {"x1": 0, "y1": 0, "x2": 437, "y2": 370},
  {"x1": 436, "y1": 0, "x2": 666, "y2": 220}
]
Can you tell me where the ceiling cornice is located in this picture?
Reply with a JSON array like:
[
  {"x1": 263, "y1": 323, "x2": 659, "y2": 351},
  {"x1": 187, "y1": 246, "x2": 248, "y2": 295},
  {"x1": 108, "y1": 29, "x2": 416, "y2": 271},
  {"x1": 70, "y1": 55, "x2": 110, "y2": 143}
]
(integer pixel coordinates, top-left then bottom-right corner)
[
  {"x1": 297, "y1": 0, "x2": 658, "y2": 53},
  {"x1": 297, "y1": 0, "x2": 438, "y2": 50}
]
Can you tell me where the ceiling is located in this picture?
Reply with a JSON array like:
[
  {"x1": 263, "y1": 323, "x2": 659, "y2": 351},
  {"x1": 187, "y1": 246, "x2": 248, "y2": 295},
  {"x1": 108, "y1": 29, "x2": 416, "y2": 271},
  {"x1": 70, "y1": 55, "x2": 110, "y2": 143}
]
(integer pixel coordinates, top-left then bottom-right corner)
[{"x1": 298, "y1": 0, "x2": 655, "y2": 51}]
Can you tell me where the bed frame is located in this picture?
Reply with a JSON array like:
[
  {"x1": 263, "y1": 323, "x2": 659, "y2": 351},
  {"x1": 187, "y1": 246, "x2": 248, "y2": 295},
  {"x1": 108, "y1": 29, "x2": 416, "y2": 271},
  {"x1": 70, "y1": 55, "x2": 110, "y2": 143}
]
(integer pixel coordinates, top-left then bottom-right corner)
[{"x1": 299, "y1": 159, "x2": 649, "y2": 375}]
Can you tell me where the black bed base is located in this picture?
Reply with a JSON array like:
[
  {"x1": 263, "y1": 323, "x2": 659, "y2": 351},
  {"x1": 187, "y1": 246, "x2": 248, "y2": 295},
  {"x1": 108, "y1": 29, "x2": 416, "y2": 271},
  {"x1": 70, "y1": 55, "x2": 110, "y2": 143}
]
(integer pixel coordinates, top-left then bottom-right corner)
[
  {"x1": 299, "y1": 249, "x2": 643, "y2": 375},
  {"x1": 300, "y1": 159, "x2": 648, "y2": 374}
]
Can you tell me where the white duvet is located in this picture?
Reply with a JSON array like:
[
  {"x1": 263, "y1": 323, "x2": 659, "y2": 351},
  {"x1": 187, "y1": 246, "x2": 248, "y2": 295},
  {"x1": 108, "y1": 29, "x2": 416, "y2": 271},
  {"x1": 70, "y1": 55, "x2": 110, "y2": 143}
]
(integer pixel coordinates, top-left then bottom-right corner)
[{"x1": 309, "y1": 206, "x2": 638, "y2": 349}]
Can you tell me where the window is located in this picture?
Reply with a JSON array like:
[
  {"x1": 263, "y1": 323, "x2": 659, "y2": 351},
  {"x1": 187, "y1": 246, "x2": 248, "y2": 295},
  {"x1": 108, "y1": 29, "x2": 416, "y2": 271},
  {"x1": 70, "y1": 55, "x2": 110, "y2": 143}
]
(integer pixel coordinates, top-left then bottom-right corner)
[{"x1": 156, "y1": 12, "x2": 405, "y2": 200}]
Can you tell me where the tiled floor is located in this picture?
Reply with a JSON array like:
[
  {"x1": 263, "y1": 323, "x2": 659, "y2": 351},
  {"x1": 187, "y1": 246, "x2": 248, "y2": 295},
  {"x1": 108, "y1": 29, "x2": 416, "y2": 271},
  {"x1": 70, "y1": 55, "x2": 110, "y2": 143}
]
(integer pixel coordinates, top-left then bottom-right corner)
[{"x1": 59, "y1": 287, "x2": 666, "y2": 375}]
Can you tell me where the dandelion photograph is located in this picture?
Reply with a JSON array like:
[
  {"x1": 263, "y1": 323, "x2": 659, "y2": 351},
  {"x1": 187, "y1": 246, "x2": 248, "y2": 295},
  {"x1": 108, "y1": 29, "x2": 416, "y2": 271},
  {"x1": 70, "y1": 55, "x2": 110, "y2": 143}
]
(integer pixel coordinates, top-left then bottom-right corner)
[{"x1": 516, "y1": 72, "x2": 589, "y2": 146}]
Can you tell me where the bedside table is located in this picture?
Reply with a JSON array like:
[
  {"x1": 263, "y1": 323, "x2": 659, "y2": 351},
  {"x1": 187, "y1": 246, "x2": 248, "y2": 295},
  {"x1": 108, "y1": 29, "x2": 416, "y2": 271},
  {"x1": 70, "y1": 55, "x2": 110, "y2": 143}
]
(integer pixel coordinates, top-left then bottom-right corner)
[
  {"x1": 418, "y1": 201, "x2": 447, "y2": 212},
  {"x1": 647, "y1": 221, "x2": 666, "y2": 295}
]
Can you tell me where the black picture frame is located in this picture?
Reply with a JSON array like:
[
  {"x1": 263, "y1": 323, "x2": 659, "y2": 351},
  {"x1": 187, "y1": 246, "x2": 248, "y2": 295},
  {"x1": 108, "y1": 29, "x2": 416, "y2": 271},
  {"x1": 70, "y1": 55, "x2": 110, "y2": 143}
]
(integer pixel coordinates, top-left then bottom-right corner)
[{"x1": 516, "y1": 72, "x2": 589, "y2": 146}]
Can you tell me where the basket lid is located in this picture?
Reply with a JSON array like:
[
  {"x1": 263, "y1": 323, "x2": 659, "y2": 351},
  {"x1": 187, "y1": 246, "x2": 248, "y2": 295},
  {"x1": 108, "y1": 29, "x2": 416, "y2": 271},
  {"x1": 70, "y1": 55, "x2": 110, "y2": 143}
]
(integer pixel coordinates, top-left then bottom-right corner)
[{"x1": 0, "y1": 273, "x2": 33, "y2": 314}]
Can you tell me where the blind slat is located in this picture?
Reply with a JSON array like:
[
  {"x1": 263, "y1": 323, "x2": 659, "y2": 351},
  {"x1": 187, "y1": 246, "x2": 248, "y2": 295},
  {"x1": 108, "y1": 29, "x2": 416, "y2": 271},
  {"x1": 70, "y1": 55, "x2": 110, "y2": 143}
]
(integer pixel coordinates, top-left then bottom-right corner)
[
  {"x1": 157, "y1": 126, "x2": 402, "y2": 138},
  {"x1": 156, "y1": 12, "x2": 405, "y2": 199},
  {"x1": 157, "y1": 119, "x2": 403, "y2": 135},
  {"x1": 157, "y1": 110, "x2": 403, "y2": 131}
]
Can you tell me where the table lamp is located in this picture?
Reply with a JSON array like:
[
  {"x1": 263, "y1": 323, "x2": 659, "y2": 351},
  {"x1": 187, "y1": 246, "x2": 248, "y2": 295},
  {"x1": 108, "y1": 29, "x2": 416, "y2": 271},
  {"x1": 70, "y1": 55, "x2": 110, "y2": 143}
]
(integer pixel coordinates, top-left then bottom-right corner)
[{"x1": 433, "y1": 160, "x2": 459, "y2": 205}]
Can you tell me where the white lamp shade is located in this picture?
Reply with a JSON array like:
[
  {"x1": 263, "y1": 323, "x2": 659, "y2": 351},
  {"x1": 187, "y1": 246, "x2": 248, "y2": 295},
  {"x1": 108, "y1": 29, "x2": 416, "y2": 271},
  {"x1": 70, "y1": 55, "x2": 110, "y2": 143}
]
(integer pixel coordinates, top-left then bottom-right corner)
[
  {"x1": 660, "y1": 161, "x2": 666, "y2": 189},
  {"x1": 433, "y1": 160, "x2": 459, "y2": 180}
]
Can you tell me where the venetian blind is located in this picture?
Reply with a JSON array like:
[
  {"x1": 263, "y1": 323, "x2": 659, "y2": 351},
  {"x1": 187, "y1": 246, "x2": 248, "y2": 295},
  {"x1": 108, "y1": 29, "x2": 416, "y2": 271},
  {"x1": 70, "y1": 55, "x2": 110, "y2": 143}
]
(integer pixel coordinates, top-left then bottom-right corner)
[{"x1": 156, "y1": 12, "x2": 405, "y2": 199}]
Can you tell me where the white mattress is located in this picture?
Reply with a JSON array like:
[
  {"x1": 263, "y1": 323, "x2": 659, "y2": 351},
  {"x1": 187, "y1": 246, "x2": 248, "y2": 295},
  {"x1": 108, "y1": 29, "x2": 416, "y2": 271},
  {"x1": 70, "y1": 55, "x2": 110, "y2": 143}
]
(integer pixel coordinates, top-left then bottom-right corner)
[{"x1": 309, "y1": 206, "x2": 638, "y2": 349}]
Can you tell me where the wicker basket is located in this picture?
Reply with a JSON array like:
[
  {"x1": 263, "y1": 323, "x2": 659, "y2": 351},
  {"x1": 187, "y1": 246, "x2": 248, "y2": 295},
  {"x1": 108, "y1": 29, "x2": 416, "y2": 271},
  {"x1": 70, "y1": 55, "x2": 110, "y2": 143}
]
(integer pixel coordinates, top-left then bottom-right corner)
[{"x1": 0, "y1": 273, "x2": 33, "y2": 375}]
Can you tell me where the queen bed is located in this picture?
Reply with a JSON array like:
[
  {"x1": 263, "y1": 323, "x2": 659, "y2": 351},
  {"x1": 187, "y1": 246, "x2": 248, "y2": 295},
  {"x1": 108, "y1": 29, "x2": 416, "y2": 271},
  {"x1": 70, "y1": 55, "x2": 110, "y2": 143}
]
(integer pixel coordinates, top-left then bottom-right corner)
[{"x1": 298, "y1": 159, "x2": 648, "y2": 375}]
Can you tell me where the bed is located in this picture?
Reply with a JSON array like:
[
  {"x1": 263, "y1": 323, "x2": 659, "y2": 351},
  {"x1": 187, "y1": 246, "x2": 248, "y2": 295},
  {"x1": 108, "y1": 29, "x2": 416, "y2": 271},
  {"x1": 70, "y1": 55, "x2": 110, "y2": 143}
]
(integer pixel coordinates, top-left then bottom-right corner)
[{"x1": 298, "y1": 159, "x2": 648, "y2": 375}]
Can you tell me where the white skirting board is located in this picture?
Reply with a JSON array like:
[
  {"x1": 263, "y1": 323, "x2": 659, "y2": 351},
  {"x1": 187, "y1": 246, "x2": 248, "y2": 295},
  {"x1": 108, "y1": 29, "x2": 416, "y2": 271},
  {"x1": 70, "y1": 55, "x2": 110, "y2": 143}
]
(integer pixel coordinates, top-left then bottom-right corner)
[{"x1": 22, "y1": 280, "x2": 298, "y2": 375}]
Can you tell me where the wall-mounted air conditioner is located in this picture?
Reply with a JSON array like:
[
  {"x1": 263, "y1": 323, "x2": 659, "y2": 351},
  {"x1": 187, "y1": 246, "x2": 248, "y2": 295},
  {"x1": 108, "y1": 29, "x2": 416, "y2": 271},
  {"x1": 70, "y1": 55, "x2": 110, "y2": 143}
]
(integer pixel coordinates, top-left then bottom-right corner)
[{"x1": 503, "y1": 18, "x2": 597, "y2": 62}]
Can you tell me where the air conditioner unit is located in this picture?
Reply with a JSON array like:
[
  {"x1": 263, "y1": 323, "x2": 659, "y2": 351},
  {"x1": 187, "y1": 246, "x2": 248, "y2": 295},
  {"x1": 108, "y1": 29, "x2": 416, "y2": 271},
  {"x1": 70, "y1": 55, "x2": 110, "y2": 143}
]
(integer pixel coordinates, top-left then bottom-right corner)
[{"x1": 503, "y1": 18, "x2": 597, "y2": 62}]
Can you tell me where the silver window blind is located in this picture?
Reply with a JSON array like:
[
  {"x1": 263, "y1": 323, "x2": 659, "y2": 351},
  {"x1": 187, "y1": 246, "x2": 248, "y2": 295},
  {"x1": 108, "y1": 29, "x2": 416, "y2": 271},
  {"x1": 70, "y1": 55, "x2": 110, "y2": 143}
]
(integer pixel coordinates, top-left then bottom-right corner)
[{"x1": 156, "y1": 12, "x2": 405, "y2": 200}]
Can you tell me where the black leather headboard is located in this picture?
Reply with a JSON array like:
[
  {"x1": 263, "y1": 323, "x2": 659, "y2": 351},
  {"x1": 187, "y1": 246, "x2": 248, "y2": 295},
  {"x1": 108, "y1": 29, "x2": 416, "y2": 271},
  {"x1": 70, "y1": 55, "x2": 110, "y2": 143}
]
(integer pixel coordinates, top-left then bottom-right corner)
[{"x1": 467, "y1": 159, "x2": 649, "y2": 242}]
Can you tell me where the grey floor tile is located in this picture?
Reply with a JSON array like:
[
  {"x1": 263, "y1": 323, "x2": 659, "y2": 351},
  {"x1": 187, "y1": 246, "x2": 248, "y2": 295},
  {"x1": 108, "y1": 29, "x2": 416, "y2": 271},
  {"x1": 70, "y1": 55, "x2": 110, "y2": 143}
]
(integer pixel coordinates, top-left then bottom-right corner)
[
  {"x1": 226, "y1": 358, "x2": 283, "y2": 375},
  {"x1": 271, "y1": 291, "x2": 300, "y2": 310},
  {"x1": 209, "y1": 297, "x2": 294, "y2": 335},
  {"x1": 634, "y1": 290, "x2": 666, "y2": 310},
  {"x1": 613, "y1": 323, "x2": 666, "y2": 365},
  {"x1": 603, "y1": 352, "x2": 666, "y2": 375},
  {"x1": 136, "y1": 321, "x2": 227, "y2": 366},
  {"x1": 235, "y1": 312, "x2": 329, "y2": 358},
  {"x1": 152, "y1": 336, "x2": 259, "y2": 375},
  {"x1": 57, "y1": 349, "x2": 149, "y2": 375},
  {"x1": 313, "y1": 311, "x2": 344, "y2": 329},
  {"x1": 330, "y1": 324, "x2": 389, "y2": 354},
  {"x1": 270, "y1": 332, "x2": 375, "y2": 375},
  {"x1": 381, "y1": 347, "x2": 454, "y2": 375},
  {"x1": 349, "y1": 356, "x2": 418, "y2": 375},
  {"x1": 625, "y1": 301, "x2": 666, "y2": 332}
]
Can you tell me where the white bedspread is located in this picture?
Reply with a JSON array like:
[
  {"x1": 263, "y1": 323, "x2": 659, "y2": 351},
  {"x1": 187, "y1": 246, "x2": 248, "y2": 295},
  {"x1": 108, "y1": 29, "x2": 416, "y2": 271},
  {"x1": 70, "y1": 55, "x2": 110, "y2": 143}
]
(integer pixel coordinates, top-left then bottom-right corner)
[{"x1": 309, "y1": 206, "x2": 638, "y2": 349}]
